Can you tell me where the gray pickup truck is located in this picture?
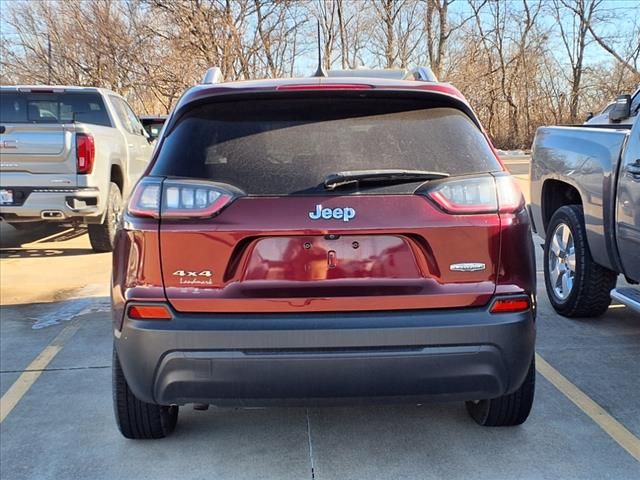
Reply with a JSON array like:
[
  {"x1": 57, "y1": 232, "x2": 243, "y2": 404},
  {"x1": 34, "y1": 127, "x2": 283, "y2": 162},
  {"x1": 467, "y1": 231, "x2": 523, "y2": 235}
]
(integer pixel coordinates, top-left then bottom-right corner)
[
  {"x1": 0, "y1": 86, "x2": 153, "y2": 251},
  {"x1": 529, "y1": 113, "x2": 640, "y2": 316}
]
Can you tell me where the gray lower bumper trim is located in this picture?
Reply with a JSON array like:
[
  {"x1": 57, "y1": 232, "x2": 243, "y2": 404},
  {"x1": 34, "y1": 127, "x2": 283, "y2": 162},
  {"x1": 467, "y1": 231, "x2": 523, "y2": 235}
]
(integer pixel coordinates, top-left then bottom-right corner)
[{"x1": 115, "y1": 307, "x2": 535, "y2": 406}]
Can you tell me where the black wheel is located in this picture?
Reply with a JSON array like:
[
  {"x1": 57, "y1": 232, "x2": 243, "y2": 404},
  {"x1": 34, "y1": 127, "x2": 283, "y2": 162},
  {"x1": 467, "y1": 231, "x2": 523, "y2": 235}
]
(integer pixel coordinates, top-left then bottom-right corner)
[
  {"x1": 88, "y1": 182, "x2": 122, "y2": 253},
  {"x1": 543, "y1": 205, "x2": 617, "y2": 318},
  {"x1": 112, "y1": 347, "x2": 178, "y2": 439},
  {"x1": 466, "y1": 356, "x2": 535, "y2": 426}
]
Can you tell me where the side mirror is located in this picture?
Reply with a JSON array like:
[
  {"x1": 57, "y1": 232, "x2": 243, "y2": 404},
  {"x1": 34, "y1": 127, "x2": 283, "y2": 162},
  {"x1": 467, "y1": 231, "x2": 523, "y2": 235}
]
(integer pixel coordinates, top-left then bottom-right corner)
[
  {"x1": 609, "y1": 95, "x2": 631, "y2": 123},
  {"x1": 585, "y1": 112, "x2": 594, "y2": 121}
]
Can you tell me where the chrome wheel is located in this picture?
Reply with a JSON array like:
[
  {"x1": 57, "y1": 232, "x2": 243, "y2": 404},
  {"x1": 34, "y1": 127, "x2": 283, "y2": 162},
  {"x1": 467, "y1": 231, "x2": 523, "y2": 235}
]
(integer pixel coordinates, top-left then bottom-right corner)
[
  {"x1": 548, "y1": 222, "x2": 576, "y2": 300},
  {"x1": 110, "y1": 190, "x2": 122, "y2": 230}
]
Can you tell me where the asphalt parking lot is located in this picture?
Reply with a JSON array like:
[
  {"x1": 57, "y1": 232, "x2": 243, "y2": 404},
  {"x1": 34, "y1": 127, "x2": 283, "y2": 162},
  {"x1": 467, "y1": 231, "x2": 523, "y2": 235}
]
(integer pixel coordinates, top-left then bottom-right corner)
[{"x1": 1, "y1": 164, "x2": 639, "y2": 479}]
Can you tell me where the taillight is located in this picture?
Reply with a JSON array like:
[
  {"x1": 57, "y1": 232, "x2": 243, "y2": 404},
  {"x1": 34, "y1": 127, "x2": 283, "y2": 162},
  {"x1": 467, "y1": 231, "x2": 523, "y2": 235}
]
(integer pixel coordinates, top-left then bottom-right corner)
[
  {"x1": 490, "y1": 296, "x2": 530, "y2": 314},
  {"x1": 76, "y1": 134, "x2": 95, "y2": 174},
  {"x1": 426, "y1": 174, "x2": 523, "y2": 214},
  {"x1": 495, "y1": 175, "x2": 524, "y2": 212},
  {"x1": 127, "y1": 178, "x2": 237, "y2": 219}
]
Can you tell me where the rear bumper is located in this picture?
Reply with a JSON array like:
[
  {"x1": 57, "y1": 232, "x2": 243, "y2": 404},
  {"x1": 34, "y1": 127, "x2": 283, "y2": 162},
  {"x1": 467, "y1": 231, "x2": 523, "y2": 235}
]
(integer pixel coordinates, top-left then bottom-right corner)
[
  {"x1": 0, "y1": 187, "x2": 103, "y2": 222},
  {"x1": 115, "y1": 305, "x2": 535, "y2": 406}
]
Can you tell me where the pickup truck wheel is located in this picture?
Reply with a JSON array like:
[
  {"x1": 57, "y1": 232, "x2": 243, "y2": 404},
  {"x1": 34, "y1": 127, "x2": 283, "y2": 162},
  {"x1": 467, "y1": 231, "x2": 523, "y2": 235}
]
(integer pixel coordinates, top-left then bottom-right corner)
[
  {"x1": 543, "y1": 205, "x2": 617, "y2": 317},
  {"x1": 466, "y1": 355, "x2": 535, "y2": 426},
  {"x1": 112, "y1": 347, "x2": 178, "y2": 439},
  {"x1": 88, "y1": 182, "x2": 121, "y2": 253}
]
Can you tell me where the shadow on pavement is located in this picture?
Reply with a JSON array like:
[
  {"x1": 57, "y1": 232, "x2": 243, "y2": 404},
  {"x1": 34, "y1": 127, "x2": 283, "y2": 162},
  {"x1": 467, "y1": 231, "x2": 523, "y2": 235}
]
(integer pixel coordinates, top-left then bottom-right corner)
[
  {"x1": 0, "y1": 247, "x2": 95, "y2": 259},
  {"x1": 0, "y1": 223, "x2": 88, "y2": 250}
]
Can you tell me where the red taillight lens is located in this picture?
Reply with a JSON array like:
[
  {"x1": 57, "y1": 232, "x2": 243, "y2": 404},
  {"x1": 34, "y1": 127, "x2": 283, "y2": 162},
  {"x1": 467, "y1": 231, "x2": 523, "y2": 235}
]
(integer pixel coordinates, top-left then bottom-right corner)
[
  {"x1": 127, "y1": 178, "x2": 237, "y2": 219},
  {"x1": 76, "y1": 133, "x2": 95, "y2": 174},
  {"x1": 426, "y1": 174, "x2": 524, "y2": 214},
  {"x1": 128, "y1": 304, "x2": 172, "y2": 320},
  {"x1": 490, "y1": 297, "x2": 530, "y2": 314}
]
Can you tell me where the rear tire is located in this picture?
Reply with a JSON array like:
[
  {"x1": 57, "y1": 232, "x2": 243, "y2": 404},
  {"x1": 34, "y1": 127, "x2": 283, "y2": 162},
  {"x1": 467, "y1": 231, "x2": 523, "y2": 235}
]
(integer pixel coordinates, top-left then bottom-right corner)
[
  {"x1": 88, "y1": 182, "x2": 122, "y2": 253},
  {"x1": 112, "y1": 347, "x2": 178, "y2": 439},
  {"x1": 466, "y1": 356, "x2": 535, "y2": 426},
  {"x1": 543, "y1": 205, "x2": 617, "y2": 317}
]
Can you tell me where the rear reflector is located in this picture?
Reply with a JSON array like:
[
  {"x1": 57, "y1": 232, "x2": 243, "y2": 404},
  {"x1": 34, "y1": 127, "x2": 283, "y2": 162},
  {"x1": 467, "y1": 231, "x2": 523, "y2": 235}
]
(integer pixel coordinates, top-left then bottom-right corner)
[
  {"x1": 490, "y1": 297, "x2": 530, "y2": 314},
  {"x1": 76, "y1": 133, "x2": 95, "y2": 174},
  {"x1": 127, "y1": 178, "x2": 237, "y2": 219},
  {"x1": 128, "y1": 305, "x2": 172, "y2": 320}
]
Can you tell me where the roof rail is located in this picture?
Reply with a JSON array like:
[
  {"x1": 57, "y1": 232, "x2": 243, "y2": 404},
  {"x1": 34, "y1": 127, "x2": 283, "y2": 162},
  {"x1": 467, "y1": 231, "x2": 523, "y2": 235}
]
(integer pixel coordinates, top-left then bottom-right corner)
[
  {"x1": 201, "y1": 67, "x2": 224, "y2": 84},
  {"x1": 403, "y1": 66, "x2": 437, "y2": 82}
]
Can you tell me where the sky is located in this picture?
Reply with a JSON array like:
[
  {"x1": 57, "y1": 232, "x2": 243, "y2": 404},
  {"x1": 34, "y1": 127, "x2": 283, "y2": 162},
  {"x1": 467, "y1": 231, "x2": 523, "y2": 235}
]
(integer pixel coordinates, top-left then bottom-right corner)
[{"x1": 1, "y1": 0, "x2": 639, "y2": 77}]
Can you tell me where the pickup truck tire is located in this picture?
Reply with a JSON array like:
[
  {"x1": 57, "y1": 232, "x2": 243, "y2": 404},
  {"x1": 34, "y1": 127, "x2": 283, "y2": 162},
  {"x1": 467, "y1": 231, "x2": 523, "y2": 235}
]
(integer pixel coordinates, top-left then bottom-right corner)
[
  {"x1": 466, "y1": 355, "x2": 535, "y2": 426},
  {"x1": 88, "y1": 182, "x2": 122, "y2": 253},
  {"x1": 543, "y1": 205, "x2": 617, "y2": 317},
  {"x1": 113, "y1": 347, "x2": 178, "y2": 439}
]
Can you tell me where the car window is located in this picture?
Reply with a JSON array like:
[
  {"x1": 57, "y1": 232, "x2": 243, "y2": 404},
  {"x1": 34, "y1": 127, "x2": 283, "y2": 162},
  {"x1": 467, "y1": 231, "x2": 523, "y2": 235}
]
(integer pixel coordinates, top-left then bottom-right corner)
[
  {"x1": 142, "y1": 121, "x2": 165, "y2": 138},
  {"x1": 0, "y1": 91, "x2": 111, "y2": 126},
  {"x1": 152, "y1": 98, "x2": 502, "y2": 195},
  {"x1": 109, "y1": 96, "x2": 135, "y2": 134},
  {"x1": 122, "y1": 101, "x2": 144, "y2": 135}
]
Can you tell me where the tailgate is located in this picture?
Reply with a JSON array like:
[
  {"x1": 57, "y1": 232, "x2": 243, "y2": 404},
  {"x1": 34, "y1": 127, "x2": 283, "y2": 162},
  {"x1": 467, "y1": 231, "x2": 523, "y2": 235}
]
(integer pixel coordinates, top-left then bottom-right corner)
[
  {"x1": 159, "y1": 196, "x2": 501, "y2": 313},
  {"x1": 0, "y1": 124, "x2": 76, "y2": 175}
]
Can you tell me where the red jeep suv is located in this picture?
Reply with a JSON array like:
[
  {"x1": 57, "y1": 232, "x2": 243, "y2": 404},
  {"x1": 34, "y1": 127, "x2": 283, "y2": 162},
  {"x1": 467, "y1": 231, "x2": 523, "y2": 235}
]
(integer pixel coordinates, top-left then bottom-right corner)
[{"x1": 111, "y1": 75, "x2": 536, "y2": 439}]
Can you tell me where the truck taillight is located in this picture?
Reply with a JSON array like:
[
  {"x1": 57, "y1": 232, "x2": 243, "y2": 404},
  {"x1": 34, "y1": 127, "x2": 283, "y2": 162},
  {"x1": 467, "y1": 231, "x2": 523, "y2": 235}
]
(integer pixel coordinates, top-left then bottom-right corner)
[
  {"x1": 128, "y1": 178, "x2": 237, "y2": 219},
  {"x1": 76, "y1": 133, "x2": 95, "y2": 174},
  {"x1": 425, "y1": 174, "x2": 524, "y2": 214}
]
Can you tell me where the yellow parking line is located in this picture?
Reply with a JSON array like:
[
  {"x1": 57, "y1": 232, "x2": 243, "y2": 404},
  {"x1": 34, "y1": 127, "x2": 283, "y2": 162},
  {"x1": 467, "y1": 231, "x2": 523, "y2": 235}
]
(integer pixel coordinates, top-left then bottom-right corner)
[
  {"x1": 0, "y1": 320, "x2": 81, "y2": 423},
  {"x1": 536, "y1": 353, "x2": 640, "y2": 462}
]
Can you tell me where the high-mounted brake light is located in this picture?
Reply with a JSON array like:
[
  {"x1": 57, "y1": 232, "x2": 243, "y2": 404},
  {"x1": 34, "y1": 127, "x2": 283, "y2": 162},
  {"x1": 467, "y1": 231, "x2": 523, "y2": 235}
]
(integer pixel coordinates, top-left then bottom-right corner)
[
  {"x1": 128, "y1": 304, "x2": 172, "y2": 320},
  {"x1": 276, "y1": 84, "x2": 373, "y2": 91},
  {"x1": 127, "y1": 178, "x2": 237, "y2": 219},
  {"x1": 490, "y1": 297, "x2": 530, "y2": 314},
  {"x1": 426, "y1": 174, "x2": 524, "y2": 215},
  {"x1": 76, "y1": 133, "x2": 95, "y2": 174}
]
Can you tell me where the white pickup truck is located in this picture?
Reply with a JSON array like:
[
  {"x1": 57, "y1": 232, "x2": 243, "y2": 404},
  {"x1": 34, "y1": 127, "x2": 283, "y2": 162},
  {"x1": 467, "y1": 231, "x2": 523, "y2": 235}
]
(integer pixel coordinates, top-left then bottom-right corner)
[{"x1": 0, "y1": 86, "x2": 153, "y2": 251}]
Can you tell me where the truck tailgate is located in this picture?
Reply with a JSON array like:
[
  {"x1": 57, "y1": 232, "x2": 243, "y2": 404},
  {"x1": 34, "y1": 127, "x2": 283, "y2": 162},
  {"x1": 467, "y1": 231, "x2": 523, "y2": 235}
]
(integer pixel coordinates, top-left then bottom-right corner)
[{"x1": 0, "y1": 124, "x2": 76, "y2": 175}]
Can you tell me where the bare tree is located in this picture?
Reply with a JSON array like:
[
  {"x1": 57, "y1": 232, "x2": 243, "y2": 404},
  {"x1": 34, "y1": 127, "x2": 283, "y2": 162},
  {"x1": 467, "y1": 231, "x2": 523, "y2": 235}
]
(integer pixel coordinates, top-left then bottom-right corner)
[
  {"x1": 551, "y1": 0, "x2": 602, "y2": 122},
  {"x1": 2, "y1": 0, "x2": 638, "y2": 148}
]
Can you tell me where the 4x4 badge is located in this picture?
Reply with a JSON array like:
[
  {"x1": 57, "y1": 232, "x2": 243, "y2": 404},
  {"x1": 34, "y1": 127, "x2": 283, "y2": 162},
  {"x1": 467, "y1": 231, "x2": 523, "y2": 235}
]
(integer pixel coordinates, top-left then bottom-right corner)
[
  {"x1": 172, "y1": 270, "x2": 213, "y2": 285},
  {"x1": 308, "y1": 204, "x2": 356, "y2": 222}
]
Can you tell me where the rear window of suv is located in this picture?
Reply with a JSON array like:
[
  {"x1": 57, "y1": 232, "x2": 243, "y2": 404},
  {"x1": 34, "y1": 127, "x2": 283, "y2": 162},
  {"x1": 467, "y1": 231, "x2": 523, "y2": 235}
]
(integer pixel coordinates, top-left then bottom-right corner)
[
  {"x1": 152, "y1": 97, "x2": 501, "y2": 195},
  {"x1": 0, "y1": 91, "x2": 111, "y2": 126}
]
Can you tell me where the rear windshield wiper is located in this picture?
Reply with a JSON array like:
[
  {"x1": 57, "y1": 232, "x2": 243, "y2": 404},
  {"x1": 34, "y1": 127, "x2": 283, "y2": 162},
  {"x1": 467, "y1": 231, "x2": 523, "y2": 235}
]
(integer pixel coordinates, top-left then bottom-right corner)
[{"x1": 323, "y1": 169, "x2": 449, "y2": 190}]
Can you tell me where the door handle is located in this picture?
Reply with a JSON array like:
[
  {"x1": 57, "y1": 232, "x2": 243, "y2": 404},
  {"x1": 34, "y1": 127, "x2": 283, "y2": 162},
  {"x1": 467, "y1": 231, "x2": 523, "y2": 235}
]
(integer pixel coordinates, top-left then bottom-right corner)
[{"x1": 627, "y1": 161, "x2": 640, "y2": 175}]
